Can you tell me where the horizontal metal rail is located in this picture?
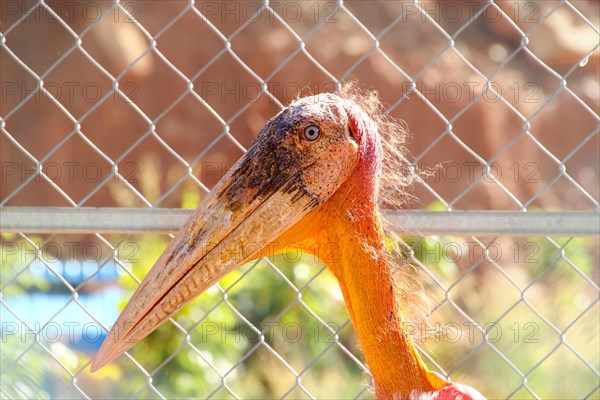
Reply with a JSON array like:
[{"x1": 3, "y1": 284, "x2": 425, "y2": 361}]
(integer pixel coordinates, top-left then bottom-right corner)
[{"x1": 0, "y1": 207, "x2": 598, "y2": 236}]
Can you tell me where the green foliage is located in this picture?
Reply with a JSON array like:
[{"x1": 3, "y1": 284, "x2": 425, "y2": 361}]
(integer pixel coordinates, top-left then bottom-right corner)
[
  {"x1": 391, "y1": 203, "x2": 599, "y2": 399},
  {"x1": 1, "y1": 235, "x2": 51, "y2": 296}
]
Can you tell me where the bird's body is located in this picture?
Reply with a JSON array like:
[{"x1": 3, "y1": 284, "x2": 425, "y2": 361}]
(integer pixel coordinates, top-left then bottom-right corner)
[{"x1": 91, "y1": 89, "x2": 484, "y2": 399}]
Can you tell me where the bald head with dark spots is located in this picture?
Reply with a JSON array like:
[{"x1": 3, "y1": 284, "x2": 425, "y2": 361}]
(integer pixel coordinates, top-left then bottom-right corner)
[{"x1": 221, "y1": 93, "x2": 381, "y2": 213}]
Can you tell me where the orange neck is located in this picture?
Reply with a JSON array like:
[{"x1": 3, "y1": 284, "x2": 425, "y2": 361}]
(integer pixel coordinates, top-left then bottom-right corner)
[
  {"x1": 324, "y1": 204, "x2": 438, "y2": 398},
  {"x1": 270, "y1": 198, "x2": 441, "y2": 397}
]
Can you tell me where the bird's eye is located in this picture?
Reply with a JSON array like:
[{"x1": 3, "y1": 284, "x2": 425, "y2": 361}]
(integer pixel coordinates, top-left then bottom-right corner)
[{"x1": 303, "y1": 125, "x2": 321, "y2": 141}]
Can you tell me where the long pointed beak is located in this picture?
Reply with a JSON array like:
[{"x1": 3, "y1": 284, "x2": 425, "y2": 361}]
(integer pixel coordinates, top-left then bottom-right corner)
[{"x1": 90, "y1": 152, "x2": 320, "y2": 372}]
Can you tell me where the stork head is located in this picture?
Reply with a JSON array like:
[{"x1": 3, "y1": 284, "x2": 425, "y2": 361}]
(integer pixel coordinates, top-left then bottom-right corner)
[{"x1": 90, "y1": 92, "x2": 382, "y2": 371}]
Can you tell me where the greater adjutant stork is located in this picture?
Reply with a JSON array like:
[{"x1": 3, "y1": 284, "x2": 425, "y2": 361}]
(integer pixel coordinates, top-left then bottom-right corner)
[{"x1": 91, "y1": 89, "x2": 485, "y2": 399}]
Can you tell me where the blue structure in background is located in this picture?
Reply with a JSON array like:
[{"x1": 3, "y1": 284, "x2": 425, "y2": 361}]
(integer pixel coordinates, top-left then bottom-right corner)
[{"x1": 1, "y1": 259, "x2": 125, "y2": 352}]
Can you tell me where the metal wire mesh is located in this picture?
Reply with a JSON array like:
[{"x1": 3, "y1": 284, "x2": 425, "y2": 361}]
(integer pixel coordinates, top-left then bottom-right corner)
[{"x1": 1, "y1": 1, "x2": 599, "y2": 399}]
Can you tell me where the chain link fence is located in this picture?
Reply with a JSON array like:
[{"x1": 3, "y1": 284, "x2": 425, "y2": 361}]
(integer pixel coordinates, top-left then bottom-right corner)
[{"x1": 1, "y1": 1, "x2": 599, "y2": 399}]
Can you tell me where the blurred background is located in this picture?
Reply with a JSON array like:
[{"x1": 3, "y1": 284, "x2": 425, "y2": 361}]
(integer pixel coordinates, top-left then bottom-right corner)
[{"x1": 1, "y1": 0, "x2": 598, "y2": 399}]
